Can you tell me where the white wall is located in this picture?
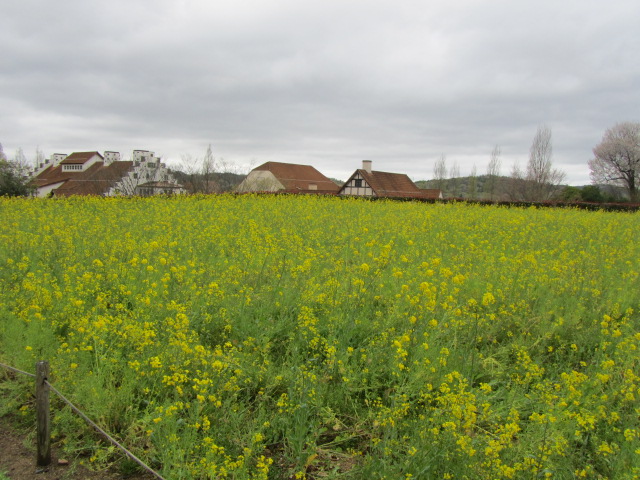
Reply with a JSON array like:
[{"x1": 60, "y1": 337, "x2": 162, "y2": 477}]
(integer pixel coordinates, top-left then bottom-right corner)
[
  {"x1": 236, "y1": 171, "x2": 284, "y2": 192},
  {"x1": 35, "y1": 181, "x2": 65, "y2": 198}
]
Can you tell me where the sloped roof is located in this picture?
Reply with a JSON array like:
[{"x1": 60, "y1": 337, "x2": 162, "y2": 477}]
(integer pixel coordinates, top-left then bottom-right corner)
[
  {"x1": 137, "y1": 181, "x2": 184, "y2": 189},
  {"x1": 53, "y1": 161, "x2": 134, "y2": 196},
  {"x1": 344, "y1": 169, "x2": 425, "y2": 198},
  {"x1": 32, "y1": 164, "x2": 74, "y2": 188},
  {"x1": 60, "y1": 151, "x2": 103, "y2": 164},
  {"x1": 252, "y1": 162, "x2": 340, "y2": 192},
  {"x1": 31, "y1": 161, "x2": 135, "y2": 196},
  {"x1": 419, "y1": 188, "x2": 443, "y2": 199}
]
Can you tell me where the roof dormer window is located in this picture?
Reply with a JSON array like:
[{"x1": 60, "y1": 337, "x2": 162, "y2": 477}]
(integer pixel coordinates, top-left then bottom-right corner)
[{"x1": 62, "y1": 164, "x2": 83, "y2": 172}]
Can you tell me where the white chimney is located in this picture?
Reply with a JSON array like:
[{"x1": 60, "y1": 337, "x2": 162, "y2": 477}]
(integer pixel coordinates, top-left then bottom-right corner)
[
  {"x1": 104, "y1": 151, "x2": 121, "y2": 165},
  {"x1": 362, "y1": 160, "x2": 372, "y2": 173}
]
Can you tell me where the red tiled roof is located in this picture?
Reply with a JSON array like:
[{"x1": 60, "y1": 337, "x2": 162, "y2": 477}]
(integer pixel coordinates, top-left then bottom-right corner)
[
  {"x1": 60, "y1": 151, "x2": 103, "y2": 164},
  {"x1": 31, "y1": 161, "x2": 135, "y2": 196},
  {"x1": 347, "y1": 169, "x2": 424, "y2": 198},
  {"x1": 31, "y1": 164, "x2": 74, "y2": 188},
  {"x1": 53, "y1": 161, "x2": 134, "y2": 196},
  {"x1": 253, "y1": 162, "x2": 340, "y2": 192},
  {"x1": 419, "y1": 189, "x2": 443, "y2": 199}
]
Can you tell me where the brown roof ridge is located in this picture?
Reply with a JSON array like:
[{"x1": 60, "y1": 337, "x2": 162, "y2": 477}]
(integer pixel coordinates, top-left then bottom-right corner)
[
  {"x1": 250, "y1": 161, "x2": 340, "y2": 192},
  {"x1": 60, "y1": 151, "x2": 104, "y2": 164},
  {"x1": 367, "y1": 168, "x2": 412, "y2": 174},
  {"x1": 256, "y1": 161, "x2": 316, "y2": 168},
  {"x1": 357, "y1": 168, "x2": 422, "y2": 197}
]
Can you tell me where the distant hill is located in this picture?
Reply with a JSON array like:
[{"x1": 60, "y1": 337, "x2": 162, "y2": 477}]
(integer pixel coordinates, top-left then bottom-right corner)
[
  {"x1": 171, "y1": 169, "x2": 246, "y2": 193},
  {"x1": 415, "y1": 176, "x2": 629, "y2": 202},
  {"x1": 415, "y1": 175, "x2": 511, "y2": 200}
]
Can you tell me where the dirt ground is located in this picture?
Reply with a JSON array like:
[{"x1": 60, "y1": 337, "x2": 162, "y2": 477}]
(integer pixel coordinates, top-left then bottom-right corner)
[{"x1": 0, "y1": 416, "x2": 155, "y2": 480}]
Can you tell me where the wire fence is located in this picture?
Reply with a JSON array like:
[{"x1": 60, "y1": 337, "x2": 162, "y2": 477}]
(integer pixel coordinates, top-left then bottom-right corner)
[
  {"x1": 0, "y1": 361, "x2": 36, "y2": 378},
  {"x1": 0, "y1": 360, "x2": 166, "y2": 480}
]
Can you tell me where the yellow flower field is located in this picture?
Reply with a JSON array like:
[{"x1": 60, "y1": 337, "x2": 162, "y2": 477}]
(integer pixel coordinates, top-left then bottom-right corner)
[{"x1": 0, "y1": 195, "x2": 639, "y2": 479}]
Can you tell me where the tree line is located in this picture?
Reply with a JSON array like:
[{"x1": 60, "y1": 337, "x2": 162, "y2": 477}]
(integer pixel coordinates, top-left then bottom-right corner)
[
  {"x1": 0, "y1": 144, "x2": 33, "y2": 196},
  {"x1": 425, "y1": 123, "x2": 640, "y2": 203},
  {"x1": 2, "y1": 122, "x2": 640, "y2": 200}
]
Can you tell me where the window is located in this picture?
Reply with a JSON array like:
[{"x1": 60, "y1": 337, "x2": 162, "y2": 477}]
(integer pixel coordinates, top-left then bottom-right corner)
[
  {"x1": 62, "y1": 164, "x2": 83, "y2": 172},
  {"x1": 354, "y1": 179, "x2": 363, "y2": 188}
]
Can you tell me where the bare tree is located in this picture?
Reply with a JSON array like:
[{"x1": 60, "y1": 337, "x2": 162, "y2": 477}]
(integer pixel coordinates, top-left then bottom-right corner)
[
  {"x1": 432, "y1": 154, "x2": 448, "y2": 193},
  {"x1": 113, "y1": 169, "x2": 144, "y2": 195},
  {"x1": 201, "y1": 144, "x2": 219, "y2": 193},
  {"x1": 521, "y1": 125, "x2": 565, "y2": 201},
  {"x1": 505, "y1": 161, "x2": 525, "y2": 201},
  {"x1": 526, "y1": 125, "x2": 552, "y2": 200},
  {"x1": 112, "y1": 154, "x2": 177, "y2": 196},
  {"x1": 180, "y1": 153, "x2": 201, "y2": 193},
  {"x1": 449, "y1": 160, "x2": 461, "y2": 198},
  {"x1": 485, "y1": 145, "x2": 502, "y2": 201},
  {"x1": 468, "y1": 164, "x2": 478, "y2": 200},
  {"x1": 589, "y1": 122, "x2": 640, "y2": 202},
  {"x1": 34, "y1": 147, "x2": 45, "y2": 170},
  {"x1": 12, "y1": 148, "x2": 30, "y2": 176},
  {"x1": 215, "y1": 157, "x2": 245, "y2": 191},
  {"x1": 180, "y1": 145, "x2": 220, "y2": 194}
]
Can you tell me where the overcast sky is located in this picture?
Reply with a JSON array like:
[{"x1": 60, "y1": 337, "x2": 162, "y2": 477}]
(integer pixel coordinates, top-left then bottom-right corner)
[{"x1": 2, "y1": 0, "x2": 639, "y2": 184}]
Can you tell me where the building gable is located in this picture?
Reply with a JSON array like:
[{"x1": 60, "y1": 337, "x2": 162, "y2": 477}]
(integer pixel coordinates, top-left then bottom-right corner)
[
  {"x1": 237, "y1": 170, "x2": 285, "y2": 192},
  {"x1": 31, "y1": 149, "x2": 183, "y2": 197},
  {"x1": 340, "y1": 171, "x2": 376, "y2": 196},
  {"x1": 60, "y1": 152, "x2": 103, "y2": 172},
  {"x1": 237, "y1": 162, "x2": 339, "y2": 193},
  {"x1": 339, "y1": 161, "x2": 425, "y2": 199}
]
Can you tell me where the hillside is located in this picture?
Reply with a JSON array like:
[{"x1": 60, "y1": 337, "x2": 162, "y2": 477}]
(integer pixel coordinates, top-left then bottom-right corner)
[{"x1": 415, "y1": 176, "x2": 629, "y2": 202}]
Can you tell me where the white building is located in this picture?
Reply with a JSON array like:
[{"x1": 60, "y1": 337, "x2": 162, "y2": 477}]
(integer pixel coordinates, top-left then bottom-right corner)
[{"x1": 31, "y1": 150, "x2": 185, "y2": 197}]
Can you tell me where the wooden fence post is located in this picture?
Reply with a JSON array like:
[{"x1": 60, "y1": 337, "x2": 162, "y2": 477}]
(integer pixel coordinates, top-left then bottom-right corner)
[{"x1": 36, "y1": 360, "x2": 51, "y2": 466}]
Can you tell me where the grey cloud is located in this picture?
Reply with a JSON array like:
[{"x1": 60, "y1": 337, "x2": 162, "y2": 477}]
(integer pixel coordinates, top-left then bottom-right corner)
[{"x1": 1, "y1": 0, "x2": 639, "y2": 185}]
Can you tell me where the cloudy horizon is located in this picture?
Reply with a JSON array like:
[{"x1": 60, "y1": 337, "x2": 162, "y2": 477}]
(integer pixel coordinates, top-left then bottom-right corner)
[{"x1": 2, "y1": 0, "x2": 639, "y2": 185}]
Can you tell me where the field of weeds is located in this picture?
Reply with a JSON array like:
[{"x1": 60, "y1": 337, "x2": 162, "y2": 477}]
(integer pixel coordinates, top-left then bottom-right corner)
[{"x1": 1, "y1": 195, "x2": 639, "y2": 479}]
